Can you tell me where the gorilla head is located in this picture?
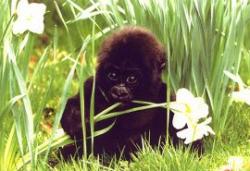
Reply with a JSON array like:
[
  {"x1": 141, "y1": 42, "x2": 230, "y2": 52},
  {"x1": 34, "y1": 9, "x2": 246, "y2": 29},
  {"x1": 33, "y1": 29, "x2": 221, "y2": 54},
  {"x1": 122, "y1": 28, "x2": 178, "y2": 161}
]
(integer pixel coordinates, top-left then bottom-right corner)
[{"x1": 96, "y1": 26, "x2": 166, "y2": 103}]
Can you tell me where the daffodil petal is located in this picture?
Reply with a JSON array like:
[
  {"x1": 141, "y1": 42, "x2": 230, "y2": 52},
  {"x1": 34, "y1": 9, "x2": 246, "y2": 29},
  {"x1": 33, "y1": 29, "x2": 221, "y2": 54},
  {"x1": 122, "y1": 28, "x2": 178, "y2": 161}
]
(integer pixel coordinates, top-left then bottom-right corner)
[
  {"x1": 177, "y1": 126, "x2": 202, "y2": 144},
  {"x1": 16, "y1": 0, "x2": 29, "y2": 15},
  {"x1": 192, "y1": 97, "x2": 209, "y2": 119},
  {"x1": 28, "y1": 20, "x2": 44, "y2": 34},
  {"x1": 176, "y1": 128, "x2": 194, "y2": 144},
  {"x1": 13, "y1": 19, "x2": 28, "y2": 34},
  {"x1": 176, "y1": 117, "x2": 215, "y2": 144},
  {"x1": 172, "y1": 113, "x2": 188, "y2": 129},
  {"x1": 228, "y1": 156, "x2": 244, "y2": 170},
  {"x1": 29, "y1": 3, "x2": 46, "y2": 16},
  {"x1": 201, "y1": 117, "x2": 212, "y2": 125},
  {"x1": 176, "y1": 88, "x2": 194, "y2": 103},
  {"x1": 231, "y1": 89, "x2": 250, "y2": 105},
  {"x1": 169, "y1": 102, "x2": 186, "y2": 113}
]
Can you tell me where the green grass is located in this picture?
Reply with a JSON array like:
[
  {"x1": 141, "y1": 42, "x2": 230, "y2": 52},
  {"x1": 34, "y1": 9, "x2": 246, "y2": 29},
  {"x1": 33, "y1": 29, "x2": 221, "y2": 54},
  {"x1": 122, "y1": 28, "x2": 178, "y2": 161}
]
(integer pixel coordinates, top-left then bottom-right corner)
[{"x1": 1, "y1": 0, "x2": 250, "y2": 170}]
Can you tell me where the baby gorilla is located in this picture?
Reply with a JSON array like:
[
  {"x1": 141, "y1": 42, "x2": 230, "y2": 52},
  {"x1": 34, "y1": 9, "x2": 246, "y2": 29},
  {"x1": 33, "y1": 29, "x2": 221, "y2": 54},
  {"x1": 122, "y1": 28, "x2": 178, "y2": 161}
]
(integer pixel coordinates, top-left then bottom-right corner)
[{"x1": 60, "y1": 26, "x2": 202, "y2": 160}]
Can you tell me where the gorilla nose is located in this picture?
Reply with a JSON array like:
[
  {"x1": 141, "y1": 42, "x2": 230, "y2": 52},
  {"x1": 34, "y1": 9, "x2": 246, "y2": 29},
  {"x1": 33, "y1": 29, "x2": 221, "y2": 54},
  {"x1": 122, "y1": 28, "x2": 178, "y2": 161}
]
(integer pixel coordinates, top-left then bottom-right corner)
[{"x1": 111, "y1": 86, "x2": 131, "y2": 102}]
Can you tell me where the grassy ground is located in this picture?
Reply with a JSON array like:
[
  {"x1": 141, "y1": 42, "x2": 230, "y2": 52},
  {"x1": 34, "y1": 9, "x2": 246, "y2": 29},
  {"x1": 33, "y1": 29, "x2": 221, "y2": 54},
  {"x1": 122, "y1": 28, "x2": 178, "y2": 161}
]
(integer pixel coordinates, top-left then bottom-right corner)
[{"x1": 43, "y1": 103, "x2": 250, "y2": 171}]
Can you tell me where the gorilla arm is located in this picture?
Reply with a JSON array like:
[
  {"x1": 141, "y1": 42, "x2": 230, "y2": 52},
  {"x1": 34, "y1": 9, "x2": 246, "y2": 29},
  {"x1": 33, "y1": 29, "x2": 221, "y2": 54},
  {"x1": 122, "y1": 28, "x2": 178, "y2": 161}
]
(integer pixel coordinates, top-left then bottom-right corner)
[
  {"x1": 60, "y1": 76, "x2": 113, "y2": 140},
  {"x1": 60, "y1": 77, "x2": 94, "y2": 140}
]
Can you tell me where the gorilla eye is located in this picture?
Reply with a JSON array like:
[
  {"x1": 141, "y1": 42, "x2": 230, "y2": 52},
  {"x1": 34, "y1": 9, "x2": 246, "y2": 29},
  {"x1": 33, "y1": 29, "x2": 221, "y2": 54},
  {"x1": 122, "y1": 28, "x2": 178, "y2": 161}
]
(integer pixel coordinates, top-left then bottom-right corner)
[
  {"x1": 107, "y1": 72, "x2": 118, "y2": 81},
  {"x1": 126, "y1": 75, "x2": 137, "y2": 84}
]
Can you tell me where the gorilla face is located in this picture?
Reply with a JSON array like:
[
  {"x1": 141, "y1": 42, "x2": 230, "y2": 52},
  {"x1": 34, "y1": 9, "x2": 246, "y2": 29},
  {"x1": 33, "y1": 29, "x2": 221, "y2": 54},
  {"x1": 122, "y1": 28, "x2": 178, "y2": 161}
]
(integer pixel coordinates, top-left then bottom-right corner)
[
  {"x1": 105, "y1": 65, "x2": 142, "y2": 102},
  {"x1": 96, "y1": 27, "x2": 166, "y2": 104},
  {"x1": 100, "y1": 62, "x2": 143, "y2": 103}
]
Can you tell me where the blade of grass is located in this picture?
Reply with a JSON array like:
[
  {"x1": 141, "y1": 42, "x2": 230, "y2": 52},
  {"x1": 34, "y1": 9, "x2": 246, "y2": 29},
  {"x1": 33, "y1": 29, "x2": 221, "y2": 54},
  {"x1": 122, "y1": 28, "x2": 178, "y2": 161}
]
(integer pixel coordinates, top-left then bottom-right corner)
[{"x1": 43, "y1": 52, "x2": 80, "y2": 162}]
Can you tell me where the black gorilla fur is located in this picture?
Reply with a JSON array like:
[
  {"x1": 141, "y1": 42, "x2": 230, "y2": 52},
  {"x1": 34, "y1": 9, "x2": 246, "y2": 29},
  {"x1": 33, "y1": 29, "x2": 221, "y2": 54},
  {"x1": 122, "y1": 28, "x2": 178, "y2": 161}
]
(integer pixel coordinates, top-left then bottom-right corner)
[{"x1": 60, "y1": 26, "x2": 203, "y2": 159}]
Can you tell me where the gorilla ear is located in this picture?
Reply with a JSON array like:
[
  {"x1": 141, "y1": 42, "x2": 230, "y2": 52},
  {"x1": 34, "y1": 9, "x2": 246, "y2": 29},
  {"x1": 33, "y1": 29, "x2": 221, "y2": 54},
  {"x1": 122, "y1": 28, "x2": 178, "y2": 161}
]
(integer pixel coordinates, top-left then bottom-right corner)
[
  {"x1": 160, "y1": 62, "x2": 166, "y2": 70},
  {"x1": 159, "y1": 50, "x2": 167, "y2": 71},
  {"x1": 160, "y1": 63, "x2": 166, "y2": 71}
]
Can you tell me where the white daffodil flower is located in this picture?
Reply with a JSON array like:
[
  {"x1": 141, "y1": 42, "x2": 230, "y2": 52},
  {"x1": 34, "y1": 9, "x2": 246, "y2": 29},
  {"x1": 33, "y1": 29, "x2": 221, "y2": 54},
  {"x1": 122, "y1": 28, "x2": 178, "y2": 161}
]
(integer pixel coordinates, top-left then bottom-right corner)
[
  {"x1": 224, "y1": 70, "x2": 250, "y2": 105},
  {"x1": 231, "y1": 88, "x2": 250, "y2": 105},
  {"x1": 169, "y1": 88, "x2": 214, "y2": 144},
  {"x1": 228, "y1": 156, "x2": 244, "y2": 171},
  {"x1": 13, "y1": 0, "x2": 46, "y2": 35},
  {"x1": 170, "y1": 88, "x2": 209, "y2": 129},
  {"x1": 217, "y1": 156, "x2": 245, "y2": 171},
  {"x1": 176, "y1": 117, "x2": 215, "y2": 144}
]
